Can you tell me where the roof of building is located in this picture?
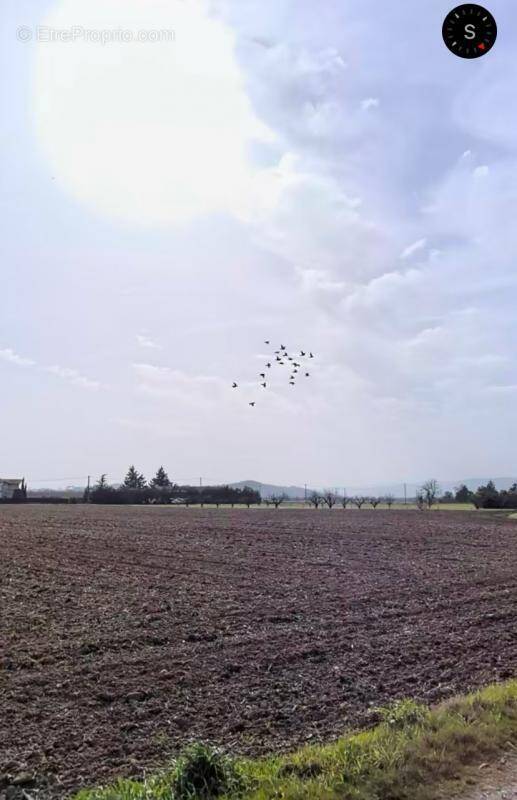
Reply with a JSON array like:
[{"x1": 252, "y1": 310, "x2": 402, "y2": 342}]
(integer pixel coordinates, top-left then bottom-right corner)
[{"x1": 0, "y1": 478, "x2": 23, "y2": 485}]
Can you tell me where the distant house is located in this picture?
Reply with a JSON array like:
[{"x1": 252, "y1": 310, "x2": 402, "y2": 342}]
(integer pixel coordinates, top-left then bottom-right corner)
[{"x1": 0, "y1": 478, "x2": 25, "y2": 500}]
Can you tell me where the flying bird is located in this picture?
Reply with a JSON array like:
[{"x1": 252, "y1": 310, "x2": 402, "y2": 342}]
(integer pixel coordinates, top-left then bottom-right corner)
[{"x1": 232, "y1": 341, "x2": 317, "y2": 407}]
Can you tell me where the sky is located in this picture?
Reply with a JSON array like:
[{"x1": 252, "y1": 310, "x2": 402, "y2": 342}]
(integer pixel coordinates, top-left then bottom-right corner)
[{"x1": 1, "y1": 0, "x2": 516, "y2": 489}]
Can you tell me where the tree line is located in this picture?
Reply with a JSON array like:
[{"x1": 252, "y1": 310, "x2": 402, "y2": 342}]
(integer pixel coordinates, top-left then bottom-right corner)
[
  {"x1": 266, "y1": 479, "x2": 517, "y2": 510},
  {"x1": 448, "y1": 480, "x2": 517, "y2": 510},
  {"x1": 85, "y1": 470, "x2": 517, "y2": 510},
  {"x1": 87, "y1": 466, "x2": 261, "y2": 507},
  {"x1": 263, "y1": 492, "x2": 397, "y2": 509},
  {"x1": 415, "y1": 479, "x2": 517, "y2": 510}
]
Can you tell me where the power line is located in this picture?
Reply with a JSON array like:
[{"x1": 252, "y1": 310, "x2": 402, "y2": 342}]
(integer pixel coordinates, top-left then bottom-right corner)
[
  {"x1": 24, "y1": 475, "x2": 225, "y2": 484},
  {"x1": 25, "y1": 476, "x2": 90, "y2": 483}
]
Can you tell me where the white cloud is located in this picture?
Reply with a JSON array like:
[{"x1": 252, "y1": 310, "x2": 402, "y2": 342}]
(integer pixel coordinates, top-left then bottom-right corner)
[
  {"x1": 400, "y1": 238, "x2": 427, "y2": 260},
  {"x1": 342, "y1": 267, "x2": 423, "y2": 313},
  {"x1": 1, "y1": 346, "x2": 100, "y2": 390},
  {"x1": 132, "y1": 363, "x2": 225, "y2": 406},
  {"x1": 473, "y1": 165, "x2": 489, "y2": 178},
  {"x1": 360, "y1": 97, "x2": 379, "y2": 110},
  {"x1": 136, "y1": 334, "x2": 161, "y2": 350},
  {"x1": 485, "y1": 384, "x2": 517, "y2": 395},
  {"x1": 0, "y1": 348, "x2": 35, "y2": 367},
  {"x1": 45, "y1": 365, "x2": 101, "y2": 390},
  {"x1": 248, "y1": 152, "x2": 387, "y2": 283}
]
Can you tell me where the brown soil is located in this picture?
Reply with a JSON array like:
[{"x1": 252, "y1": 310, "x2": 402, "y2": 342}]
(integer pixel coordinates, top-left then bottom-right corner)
[
  {"x1": 2, "y1": 505, "x2": 517, "y2": 797},
  {"x1": 450, "y1": 753, "x2": 517, "y2": 799}
]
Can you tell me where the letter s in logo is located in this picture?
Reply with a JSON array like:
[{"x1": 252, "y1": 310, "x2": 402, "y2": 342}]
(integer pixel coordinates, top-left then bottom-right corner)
[{"x1": 464, "y1": 23, "x2": 476, "y2": 39}]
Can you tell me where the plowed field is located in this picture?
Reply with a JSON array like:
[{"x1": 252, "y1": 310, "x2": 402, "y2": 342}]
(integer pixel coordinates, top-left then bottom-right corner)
[{"x1": 2, "y1": 505, "x2": 517, "y2": 797}]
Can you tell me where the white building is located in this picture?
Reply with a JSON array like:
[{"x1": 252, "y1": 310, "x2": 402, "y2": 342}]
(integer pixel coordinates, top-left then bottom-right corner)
[{"x1": 0, "y1": 478, "x2": 24, "y2": 500}]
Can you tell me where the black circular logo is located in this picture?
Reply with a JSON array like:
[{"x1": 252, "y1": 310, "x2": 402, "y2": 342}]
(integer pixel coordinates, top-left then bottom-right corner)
[{"x1": 442, "y1": 5, "x2": 497, "y2": 58}]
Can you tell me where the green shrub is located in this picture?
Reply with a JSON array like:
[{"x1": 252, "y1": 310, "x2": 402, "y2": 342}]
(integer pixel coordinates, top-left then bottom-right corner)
[
  {"x1": 375, "y1": 699, "x2": 430, "y2": 730},
  {"x1": 171, "y1": 743, "x2": 244, "y2": 799}
]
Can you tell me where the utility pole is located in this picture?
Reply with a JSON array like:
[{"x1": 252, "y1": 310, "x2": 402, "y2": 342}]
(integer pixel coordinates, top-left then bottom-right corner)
[
  {"x1": 199, "y1": 477, "x2": 202, "y2": 488},
  {"x1": 404, "y1": 483, "x2": 407, "y2": 505},
  {"x1": 304, "y1": 483, "x2": 307, "y2": 501},
  {"x1": 85, "y1": 475, "x2": 91, "y2": 502}
]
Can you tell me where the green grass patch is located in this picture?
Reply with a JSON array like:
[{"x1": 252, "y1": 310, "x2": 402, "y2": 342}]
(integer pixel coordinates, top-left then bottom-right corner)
[
  {"x1": 74, "y1": 681, "x2": 517, "y2": 800},
  {"x1": 157, "y1": 502, "x2": 501, "y2": 512}
]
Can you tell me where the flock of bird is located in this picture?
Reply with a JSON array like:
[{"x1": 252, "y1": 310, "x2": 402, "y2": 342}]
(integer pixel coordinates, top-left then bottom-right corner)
[{"x1": 232, "y1": 342, "x2": 315, "y2": 406}]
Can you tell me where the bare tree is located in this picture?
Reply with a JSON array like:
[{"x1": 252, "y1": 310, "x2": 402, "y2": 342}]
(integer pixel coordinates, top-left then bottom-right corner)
[
  {"x1": 308, "y1": 492, "x2": 323, "y2": 509},
  {"x1": 352, "y1": 496, "x2": 367, "y2": 509},
  {"x1": 415, "y1": 491, "x2": 426, "y2": 511},
  {"x1": 322, "y1": 491, "x2": 338, "y2": 509},
  {"x1": 268, "y1": 493, "x2": 287, "y2": 509},
  {"x1": 421, "y1": 479, "x2": 440, "y2": 509},
  {"x1": 341, "y1": 495, "x2": 351, "y2": 509},
  {"x1": 384, "y1": 494, "x2": 395, "y2": 509},
  {"x1": 369, "y1": 497, "x2": 381, "y2": 509}
]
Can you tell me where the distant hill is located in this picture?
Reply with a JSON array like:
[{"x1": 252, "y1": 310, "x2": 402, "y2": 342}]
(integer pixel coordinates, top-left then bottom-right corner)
[
  {"x1": 230, "y1": 480, "x2": 312, "y2": 499},
  {"x1": 27, "y1": 486, "x2": 84, "y2": 498}
]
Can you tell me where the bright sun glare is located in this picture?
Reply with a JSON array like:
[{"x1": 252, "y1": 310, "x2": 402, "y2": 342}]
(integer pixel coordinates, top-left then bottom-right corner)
[{"x1": 33, "y1": 0, "x2": 268, "y2": 225}]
